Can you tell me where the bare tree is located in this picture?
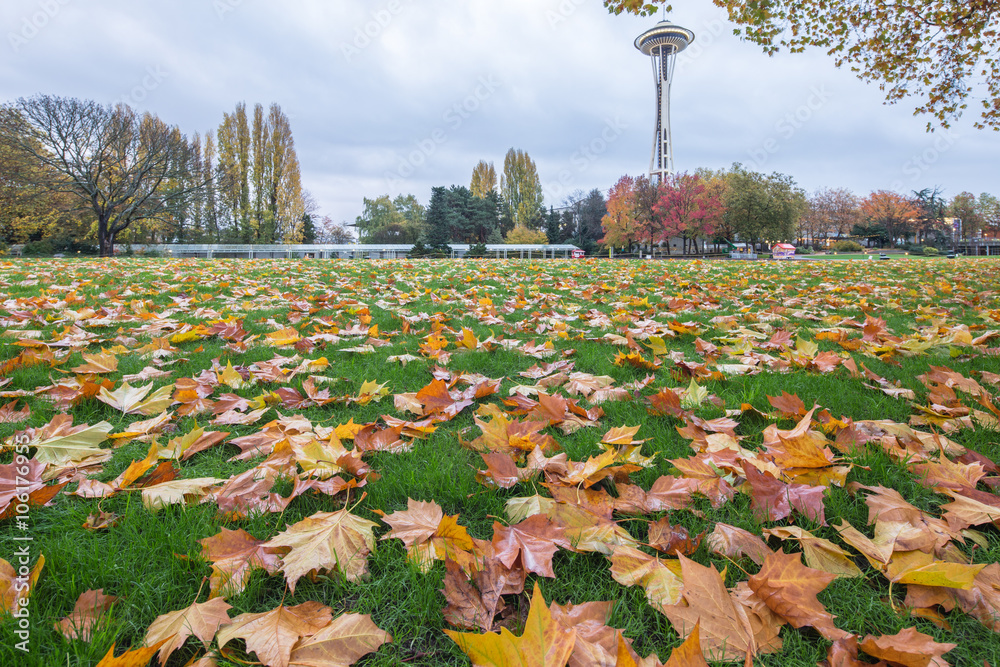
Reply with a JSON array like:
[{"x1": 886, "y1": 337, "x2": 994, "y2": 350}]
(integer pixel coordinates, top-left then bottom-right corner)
[
  {"x1": 0, "y1": 95, "x2": 203, "y2": 256},
  {"x1": 318, "y1": 216, "x2": 355, "y2": 244},
  {"x1": 804, "y1": 187, "x2": 861, "y2": 244}
]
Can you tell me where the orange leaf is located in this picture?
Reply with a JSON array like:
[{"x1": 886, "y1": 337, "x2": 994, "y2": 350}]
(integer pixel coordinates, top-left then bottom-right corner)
[
  {"x1": 748, "y1": 551, "x2": 850, "y2": 642},
  {"x1": 859, "y1": 627, "x2": 956, "y2": 667},
  {"x1": 445, "y1": 581, "x2": 577, "y2": 667},
  {"x1": 95, "y1": 639, "x2": 171, "y2": 667}
]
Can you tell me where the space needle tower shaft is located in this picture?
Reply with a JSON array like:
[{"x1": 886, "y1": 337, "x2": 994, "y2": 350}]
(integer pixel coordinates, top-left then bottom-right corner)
[{"x1": 635, "y1": 21, "x2": 694, "y2": 181}]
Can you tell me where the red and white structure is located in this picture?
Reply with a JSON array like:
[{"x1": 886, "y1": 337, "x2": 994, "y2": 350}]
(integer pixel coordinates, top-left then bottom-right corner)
[{"x1": 771, "y1": 243, "x2": 797, "y2": 260}]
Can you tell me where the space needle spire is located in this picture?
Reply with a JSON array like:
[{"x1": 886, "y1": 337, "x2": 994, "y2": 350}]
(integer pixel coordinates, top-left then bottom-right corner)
[{"x1": 635, "y1": 19, "x2": 694, "y2": 181}]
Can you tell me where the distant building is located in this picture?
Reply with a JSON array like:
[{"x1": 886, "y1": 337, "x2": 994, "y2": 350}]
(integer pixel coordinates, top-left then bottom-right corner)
[{"x1": 771, "y1": 243, "x2": 796, "y2": 260}]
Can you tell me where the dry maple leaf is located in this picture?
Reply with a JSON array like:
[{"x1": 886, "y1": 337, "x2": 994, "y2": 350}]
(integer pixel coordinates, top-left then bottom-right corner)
[
  {"x1": 445, "y1": 581, "x2": 577, "y2": 667},
  {"x1": 0, "y1": 399, "x2": 30, "y2": 423},
  {"x1": 29, "y1": 417, "x2": 113, "y2": 466},
  {"x1": 705, "y1": 523, "x2": 774, "y2": 566},
  {"x1": 0, "y1": 554, "x2": 44, "y2": 615},
  {"x1": 647, "y1": 520, "x2": 704, "y2": 557},
  {"x1": 548, "y1": 600, "x2": 621, "y2": 667},
  {"x1": 663, "y1": 622, "x2": 709, "y2": 667},
  {"x1": 953, "y1": 562, "x2": 1000, "y2": 631},
  {"x1": 285, "y1": 612, "x2": 392, "y2": 666},
  {"x1": 199, "y1": 527, "x2": 284, "y2": 598},
  {"x1": 144, "y1": 598, "x2": 232, "y2": 663},
  {"x1": 377, "y1": 498, "x2": 475, "y2": 571},
  {"x1": 266, "y1": 509, "x2": 378, "y2": 590},
  {"x1": 747, "y1": 551, "x2": 850, "y2": 642},
  {"x1": 859, "y1": 626, "x2": 956, "y2": 667},
  {"x1": 767, "y1": 392, "x2": 808, "y2": 419},
  {"x1": 217, "y1": 601, "x2": 333, "y2": 667},
  {"x1": 442, "y1": 558, "x2": 509, "y2": 632},
  {"x1": 762, "y1": 526, "x2": 862, "y2": 578},
  {"x1": 54, "y1": 589, "x2": 119, "y2": 641},
  {"x1": 95, "y1": 639, "x2": 170, "y2": 667},
  {"x1": 742, "y1": 462, "x2": 827, "y2": 524},
  {"x1": 492, "y1": 514, "x2": 570, "y2": 578},
  {"x1": 97, "y1": 381, "x2": 175, "y2": 416},
  {"x1": 660, "y1": 554, "x2": 782, "y2": 662},
  {"x1": 607, "y1": 545, "x2": 683, "y2": 611},
  {"x1": 0, "y1": 458, "x2": 67, "y2": 519},
  {"x1": 71, "y1": 350, "x2": 119, "y2": 374},
  {"x1": 377, "y1": 498, "x2": 445, "y2": 548}
]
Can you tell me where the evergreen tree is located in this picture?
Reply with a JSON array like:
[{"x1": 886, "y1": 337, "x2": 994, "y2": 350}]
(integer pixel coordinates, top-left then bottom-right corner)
[
  {"x1": 300, "y1": 213, "x2": 316, "y2": 243},
  {"x1": 424, "y1": 186, "x2": 452, "y2": 255},
  {"x1": 545, "y1": 206, "x2": 562, "y2": 243}
]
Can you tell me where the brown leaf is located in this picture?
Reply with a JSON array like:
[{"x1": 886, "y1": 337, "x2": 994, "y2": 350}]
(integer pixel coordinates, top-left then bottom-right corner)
[
  {"x1": 748, "y1": 551, "x2": 850, "y2": 641},
  {"x1": 265, "y1": 509, "x2": 378, "y2": 590},
  {"x1": 662, "y1": 622, "x2": 710, "y2": 667},
  {"x1": 742, "y1": 462, "x2": 827, "y2": 524},
  {"x1": 767, "y1": 392, "x2": 808, "y2": 419},
  {"x1": 607, "y1": 545, "x2": 683, "y2": 611},
  {"x1": 199, "y1": 528, "x2": 283, "y2": 598},
  {"x1": 445, "y1": 581, "x2": 577, "y2": 667},
  {"x1": 492, "y1": 514, "x2": 569, "y2": 578},
  {"x1": 144, "y1": 598, "x2": 232, "y2": 663},
  {"x1": 549, "y1": 599, "x2": 620, "y2": 667},
  {"x1": 217, "y1": 601, "x2": 333, "y2": 667},
  {"x1": 0, "y1": 399, "x2": 30, "y2": 423},
  {"x1": 706, "y1": 523, "x2": 774, "y2": 566},
  {"x1": 647, "y1": 519, "x2": 704, "y2": 557},
  {"x1": 285, "y1": 612, "x2": 392, "y2": 666},
  {"x1": 54, "y1": 589, "x2": 119, "y2": 641},
  {"x1": 661, "y1": 554, "x2": 781, "y2": 662},
  {"x1": 859, "y1": 627, "x2": 956, "y2": 667},
  {"x1": 442, "y1": 558, "x2": 507, "y2": 632},
  {"x1": 763, "y1": 526, "x2": 863, "y2": 578}
]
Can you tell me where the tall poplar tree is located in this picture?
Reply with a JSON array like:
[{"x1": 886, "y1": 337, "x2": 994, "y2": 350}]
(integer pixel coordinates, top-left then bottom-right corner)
[
  {"x1": 500, "y1": 148, "x2": 545, "y2": 232},
  {"x1": 470, "y1": 161, "x2": 497, "y2": 199}
]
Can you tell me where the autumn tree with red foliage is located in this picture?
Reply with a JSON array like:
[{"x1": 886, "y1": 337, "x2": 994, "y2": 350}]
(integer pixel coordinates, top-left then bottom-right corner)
[{"x1": 653, "y1": 173, "x2": 724, "y2": 256}]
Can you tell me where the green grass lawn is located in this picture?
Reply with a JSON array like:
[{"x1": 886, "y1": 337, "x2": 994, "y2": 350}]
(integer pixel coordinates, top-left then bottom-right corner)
[{"x1": 1, "y1": 256, "x2": 999, "y2": 666}]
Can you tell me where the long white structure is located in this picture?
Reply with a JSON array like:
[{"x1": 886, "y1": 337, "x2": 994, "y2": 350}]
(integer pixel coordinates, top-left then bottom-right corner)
[
  {"x1": 128, "y1": 243, "x2": 580, "y2": 260},
  {"x1": 635, "y1": 20, "x2": 694, "y2": 181}
]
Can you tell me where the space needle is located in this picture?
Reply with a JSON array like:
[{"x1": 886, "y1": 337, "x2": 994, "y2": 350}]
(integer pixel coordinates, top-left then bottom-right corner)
[{"x1": 635, "y1": 19, "x2": 695, "y2": 181}]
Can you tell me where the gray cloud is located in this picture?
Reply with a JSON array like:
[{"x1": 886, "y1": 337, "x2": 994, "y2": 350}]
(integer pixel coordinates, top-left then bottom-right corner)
[{"x1": 3, "y1": 0, "x2": 997, "y2": 224}]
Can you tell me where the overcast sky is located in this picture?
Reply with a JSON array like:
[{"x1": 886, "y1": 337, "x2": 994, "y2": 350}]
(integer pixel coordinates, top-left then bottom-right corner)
[{"x1": 3, "y1": 0, "x2": 998, "y2": 224}]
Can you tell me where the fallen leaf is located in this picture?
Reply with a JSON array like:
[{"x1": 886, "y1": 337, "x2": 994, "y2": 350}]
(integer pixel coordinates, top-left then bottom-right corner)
[
  {"x1": 286, "y1": 612, "x2": 392, "y2": 666},
  {"x1": 445, "y1": 581, "x2": 577, "y2": 667},
  {"x1": 54, "y1": 589, "x2": 119, "y2": 641},
  {"x1": 748, "y1": 551, "x2": 850, "y2": 641},
  {"x1": 144, "y1": 598, "x2": 232, "y2": 663},
  {"x1": 216, "y1": 601, "x2": 333, "y2": 667},
  {"x1": 266, "y1": 509, "x2": 378, "y2": 590},
  {"x1": 859, "y1": 626, "x2": 956, "y2": 667}
]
